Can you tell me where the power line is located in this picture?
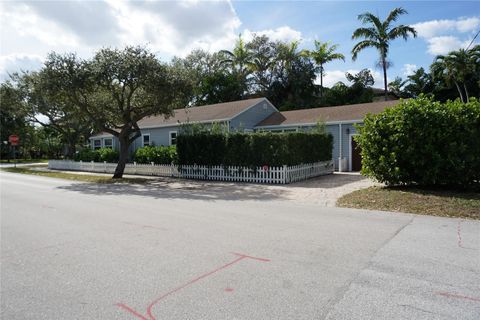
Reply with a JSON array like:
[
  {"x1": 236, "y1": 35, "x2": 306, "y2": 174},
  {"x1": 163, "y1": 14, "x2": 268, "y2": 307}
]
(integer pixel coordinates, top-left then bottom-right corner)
[{"x1": 466, "y1": 29, "x2": 480, "y2": 51}]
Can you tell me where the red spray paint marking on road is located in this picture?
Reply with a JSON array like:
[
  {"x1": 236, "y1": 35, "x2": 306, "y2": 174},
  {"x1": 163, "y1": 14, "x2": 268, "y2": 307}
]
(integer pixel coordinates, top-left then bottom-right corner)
[
  {"x1": 116, "y1": 252, "x2": 270, "y2": 320},
  {"x1": 436, "y1": 291, "x2": 480, "y2": 303}
]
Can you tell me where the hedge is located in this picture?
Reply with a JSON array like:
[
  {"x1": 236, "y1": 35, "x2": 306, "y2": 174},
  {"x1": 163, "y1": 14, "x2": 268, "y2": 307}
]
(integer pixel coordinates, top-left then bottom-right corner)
[
  {"x1": 133, "y1": 145, "x2": 177, "y2": 164},
  {"x1": 177, "y1": 131, "x2": 333, "y2": 167},
  {"x1": 356, "y1": 96, "x2": 480, "y2": 189},
  {"x1": 74, "y1": 147, "x2": 119, "y2": 162}
]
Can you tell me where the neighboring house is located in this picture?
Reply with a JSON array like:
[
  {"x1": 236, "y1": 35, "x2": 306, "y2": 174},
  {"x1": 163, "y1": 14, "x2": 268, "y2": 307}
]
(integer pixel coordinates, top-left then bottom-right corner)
[
  {"x1": 255, "y1": 100, "x2": 399, "y2": 171},
  {"x1": 89, "y1": 97, "x2": 278, "y2": 153},
  {"x1": 90, "y1": 97, "x2": 399, "y2": 171}
]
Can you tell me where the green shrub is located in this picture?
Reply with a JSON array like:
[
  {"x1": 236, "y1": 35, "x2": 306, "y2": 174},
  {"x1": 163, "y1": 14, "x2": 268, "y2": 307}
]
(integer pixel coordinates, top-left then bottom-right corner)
[
  {"x1": 133, "y1": 145, "x2": 177, "y2": 164},
  {"x1": 74, "y1": 148, "x2": 98, "y2": 162},
  {"x1": 96, "y1": 148, "x2": 119, "y2": 163},
  {"x1": 357, "y1": 96, "x2": 480, "y2": 189},
  {"x1": 177, "y1": 131, "x2": 333, "y2": 167},
  {"x1": 74, "y1": 148, "x2": 118, "y2": 162}
]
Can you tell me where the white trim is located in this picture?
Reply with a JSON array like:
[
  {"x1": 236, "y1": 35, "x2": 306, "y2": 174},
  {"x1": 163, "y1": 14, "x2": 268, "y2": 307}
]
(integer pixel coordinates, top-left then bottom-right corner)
[
  {"x1": 169, "y1": 131, "x2": 177, "y2": 146},
  {"x1": 140, "y1": 118, "x2": 231, "y2": 129},
  {"x1": 92, "y1": 138, "x2": 102, "y2": 150},
  {"x1": 348, "y1": 133, "x2": 360, "y2": 172},
  {"x1": 103, "y1": 138, "x2": 113, "y2": 148},
  {"x1": 254, "y1": 119, "x2": 363, "y2": 130},
  {"x1": 142, "y1": 133, "x2": 150, "y2": 147}
]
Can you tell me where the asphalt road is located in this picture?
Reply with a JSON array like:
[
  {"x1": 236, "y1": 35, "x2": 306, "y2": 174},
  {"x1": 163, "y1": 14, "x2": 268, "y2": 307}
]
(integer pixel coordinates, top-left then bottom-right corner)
[{"x1": 1, "y1": 172, "x2": 479, "y2": 319}]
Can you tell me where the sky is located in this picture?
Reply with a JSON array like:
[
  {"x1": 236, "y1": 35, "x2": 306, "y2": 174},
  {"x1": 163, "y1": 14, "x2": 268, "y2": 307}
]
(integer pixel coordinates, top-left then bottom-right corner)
[{"x1": 1, "y1": 0, "x2": 479, "y2": 88}]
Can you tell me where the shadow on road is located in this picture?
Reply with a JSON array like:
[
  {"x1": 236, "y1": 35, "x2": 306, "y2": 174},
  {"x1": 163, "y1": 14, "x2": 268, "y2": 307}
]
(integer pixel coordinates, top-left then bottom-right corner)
[
  {"x1": 56, "y1": 178, "x2": 291, "y2": 202},
  {"x1": 289, "y1": 173, "x2": 368, "y2": 189}
]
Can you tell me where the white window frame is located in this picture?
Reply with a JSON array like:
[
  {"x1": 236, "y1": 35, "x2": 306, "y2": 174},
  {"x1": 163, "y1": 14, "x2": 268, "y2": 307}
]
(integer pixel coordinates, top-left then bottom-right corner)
[
  {"x1": 93, "y1": 139, "x2": 102, "y2": 150},
  {"x1": 142, "y1": 134, "x2": 150, "y2": 147},
  {"x1": 169, "y1": 131, "x2": 177, "y2": 146},
  {"x1": 103, "y1": 138, "x2": 113, "y2": 149}
]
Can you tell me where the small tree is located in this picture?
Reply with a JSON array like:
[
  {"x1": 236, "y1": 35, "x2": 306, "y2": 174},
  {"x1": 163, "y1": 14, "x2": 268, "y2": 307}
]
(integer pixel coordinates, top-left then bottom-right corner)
[{"x1": 42, "y1": 46, "x2": 190, "y2": 178}]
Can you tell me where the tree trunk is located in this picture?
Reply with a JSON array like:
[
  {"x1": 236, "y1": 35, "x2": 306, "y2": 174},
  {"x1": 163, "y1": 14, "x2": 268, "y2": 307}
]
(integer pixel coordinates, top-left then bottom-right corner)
[
  {"x1": 66, "y1": 141, "x2": 76, "y2": 159},
  {"x1": 382, "y1": 58, "x2": 388, "y2": 101},
  {"x1": 113, "y1": 134, "x2": 129, "y2": 179},
  {"x1": 454, "y1": 81, "x2": 465, "y2": 103},
  {"x1": 320, "y1": 64, "x2": 324, "y2": 99},
  {"x1": 463, "y1": 83, "x2": 469, "y2": 102}
]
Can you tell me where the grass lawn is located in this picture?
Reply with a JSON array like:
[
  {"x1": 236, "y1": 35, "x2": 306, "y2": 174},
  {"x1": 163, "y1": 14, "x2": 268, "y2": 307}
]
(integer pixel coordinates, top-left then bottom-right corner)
[
  {"x1": 337, "y1": 186, "x2": 480, "y2": 220},
  {"x1": 1, "y1": 166, "x2": 149, "y2": 184},
  {"x1": 0, "y1": 159, "x2": 49, "y2": 164}
]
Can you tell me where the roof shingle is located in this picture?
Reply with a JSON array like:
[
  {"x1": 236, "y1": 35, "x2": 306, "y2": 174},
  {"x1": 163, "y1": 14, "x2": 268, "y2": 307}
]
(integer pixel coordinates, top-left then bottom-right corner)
[
  {"x1": 137, "y1": 97, "x2": 266, "y2": 128},
  {"x1": 256, "y1": 100, "x2": 400, "y2": 127}
]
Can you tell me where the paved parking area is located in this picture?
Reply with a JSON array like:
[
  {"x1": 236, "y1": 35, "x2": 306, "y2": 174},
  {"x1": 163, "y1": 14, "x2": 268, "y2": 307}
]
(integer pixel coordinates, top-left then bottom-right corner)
[{"x1": 1, "y1": 172, "x2": 478, "y2": 319}]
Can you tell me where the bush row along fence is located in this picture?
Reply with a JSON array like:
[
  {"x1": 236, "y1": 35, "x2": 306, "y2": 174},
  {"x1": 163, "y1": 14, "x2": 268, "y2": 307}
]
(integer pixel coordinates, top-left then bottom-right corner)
[
  {"x1": 177, "y1": 132, "x2": 333, "y2": 167},
  {"x1": 48, "y1": 160, "x2": 334, "y2": 184}
]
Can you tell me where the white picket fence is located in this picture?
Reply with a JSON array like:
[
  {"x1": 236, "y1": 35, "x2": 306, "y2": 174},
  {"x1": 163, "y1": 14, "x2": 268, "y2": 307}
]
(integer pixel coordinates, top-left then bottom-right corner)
[{"x1": 48, "y1": 160, "x2": 333, "y2": 184}]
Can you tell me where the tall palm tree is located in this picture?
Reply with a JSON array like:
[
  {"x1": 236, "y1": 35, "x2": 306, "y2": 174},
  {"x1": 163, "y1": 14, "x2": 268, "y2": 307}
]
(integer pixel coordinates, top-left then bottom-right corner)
[
  {"x1": 351, "y1": 7, "x2": 417, "y2": 101},
  {"x1": 219, "y1": 35, "x2": 254, "y2": 79},
  {"x1": 431, "y1": 46, "x2": 480, "y2": 103},
  {"x1": 304, "y1": 40, "x2": 345, "y2": 98}
]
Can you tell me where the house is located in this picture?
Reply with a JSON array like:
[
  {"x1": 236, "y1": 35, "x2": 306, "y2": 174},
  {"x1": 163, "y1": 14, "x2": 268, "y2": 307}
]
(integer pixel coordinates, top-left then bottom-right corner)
[
  {"x1": 255, "y1": 100, "x2": 399, "y2": 171},
  {"x1": 90, "y1": 97, "x2": 399, "y2": 171},
  {"x1": 90, "y1": 97, "x2": 278, "y2": 153}
]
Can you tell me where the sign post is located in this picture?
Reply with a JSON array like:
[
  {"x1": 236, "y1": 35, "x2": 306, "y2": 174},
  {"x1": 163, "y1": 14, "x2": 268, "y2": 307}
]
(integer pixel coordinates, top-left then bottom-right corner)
[{"x1": 8, "y1": 135, "x2": 19, "y2": 168}]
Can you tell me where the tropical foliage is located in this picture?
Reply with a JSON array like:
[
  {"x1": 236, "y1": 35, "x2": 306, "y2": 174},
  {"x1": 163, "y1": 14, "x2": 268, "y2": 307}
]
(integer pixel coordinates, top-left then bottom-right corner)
[
  {"x1": 351, "y1": 7, "x2": 417, "y2": 100},
  {"x1": 357, "y1": 96, "x2": 480, "y2": 189}
]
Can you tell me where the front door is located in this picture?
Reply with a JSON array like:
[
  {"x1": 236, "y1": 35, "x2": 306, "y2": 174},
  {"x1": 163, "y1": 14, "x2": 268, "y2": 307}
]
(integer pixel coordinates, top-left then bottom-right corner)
[{"x1": 351, "y1": 136, "x2": 362, "y2": 171}]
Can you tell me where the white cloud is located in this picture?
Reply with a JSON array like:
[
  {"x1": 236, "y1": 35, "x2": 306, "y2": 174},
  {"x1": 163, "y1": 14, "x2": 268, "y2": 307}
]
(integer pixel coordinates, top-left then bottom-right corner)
[
  {"x1": 426, "y1": 36, "x2": 471, "y2": 55},
  {"x1": 242, "y1": 26, "x2": 303, "y2": 43},
  {"x1": 0, "y1": 0, "x2": 242, "y2": 68},
  {"x1": 413, "y1": 16, "x2": 480, "y2": 38},
  {"x1": 320, "y1": 69, "x2": 384, "y2": 88},
  {"x1": 402, "y1": 64, "x2": 418, "y2": 77},
  {"x1": 0, "y1": 54, "x2": 44, "y2": 81},
  {"x1": 412, "y1": 16, "x2": 480, "y2": 55}
]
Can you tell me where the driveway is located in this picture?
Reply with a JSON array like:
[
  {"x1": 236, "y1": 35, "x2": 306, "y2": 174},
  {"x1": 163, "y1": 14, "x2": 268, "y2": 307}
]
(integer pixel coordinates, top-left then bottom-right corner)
[
  {"x1": 1, "y1": 171, "x2": 478, "y2": 319},
  {"x1": 40, "y1": 167, "x2": 378, "y2": 207}
]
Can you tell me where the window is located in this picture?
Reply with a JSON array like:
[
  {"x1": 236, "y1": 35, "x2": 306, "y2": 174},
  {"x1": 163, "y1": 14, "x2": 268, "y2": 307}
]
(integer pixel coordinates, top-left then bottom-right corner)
[
  {"x1": 104, "y1": 138, "x2": 113, "y2": 149},
  {"x1": 142, "y1": 134, "x2": 150, "y2": 147},
  {"x1": 169, "y1": 131, "x2": 177, "y2": 146},
  {"x1": 93, "y1": 139, "x2": 101, "y2": 150}
]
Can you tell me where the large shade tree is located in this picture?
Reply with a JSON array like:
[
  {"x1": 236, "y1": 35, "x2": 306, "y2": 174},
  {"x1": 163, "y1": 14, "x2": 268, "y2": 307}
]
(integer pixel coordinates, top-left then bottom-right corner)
[
  {"x1": 41, "y1": 46, "x2": 190, "y2": 178},
  {"x1": 351, "y1": 7, "x2": 417, "y2": 100},
  {"x1": 13, "y1": 71, "x2": 93, "y2": 158},
  {"x1": 304, "y1": 40, "x2": 345, "y2": 98}
]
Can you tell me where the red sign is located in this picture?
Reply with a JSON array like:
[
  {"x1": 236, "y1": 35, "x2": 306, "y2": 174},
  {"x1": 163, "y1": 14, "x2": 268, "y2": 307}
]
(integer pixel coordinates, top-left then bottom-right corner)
[{"x1": 8, "y1": 135, "x2": 19, "y2": 146}]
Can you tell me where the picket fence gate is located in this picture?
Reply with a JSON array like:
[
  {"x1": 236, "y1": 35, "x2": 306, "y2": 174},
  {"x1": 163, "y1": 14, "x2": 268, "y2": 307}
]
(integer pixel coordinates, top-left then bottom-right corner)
[{"x1": 48, "y1": 160, "x2": 334, "y2": 184}]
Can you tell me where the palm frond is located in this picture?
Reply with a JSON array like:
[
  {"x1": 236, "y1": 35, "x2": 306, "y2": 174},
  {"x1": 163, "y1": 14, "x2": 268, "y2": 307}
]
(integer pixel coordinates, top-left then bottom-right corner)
[
  {"x1": 357, "y1": 12, "x2": 382, "y2": 31},
  {"x1": 352, "y1": 27, "x2": 378, "y2": 40},
  {"x1": 383, "y1": 7, "x2": 408, "y2": 28},
  {"x1": 351, "y1": 40, "x2": 381, "y2": 61},
  {"x1": 388, "y1": 25, "x2": 417, "y2": 40}
]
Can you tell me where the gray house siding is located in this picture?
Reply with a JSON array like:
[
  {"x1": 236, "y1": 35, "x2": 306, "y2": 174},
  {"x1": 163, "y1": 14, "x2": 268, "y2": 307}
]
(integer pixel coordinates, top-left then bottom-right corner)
[
  {"x1": 229, "y1": 100, "x2": 277, "y2": 131},
  {"x1": 254, "y1": 121, "x2": 360, "y2": 171},
  {"x1": 131, "y1": 125, "x2": 181, "y2": 149}
]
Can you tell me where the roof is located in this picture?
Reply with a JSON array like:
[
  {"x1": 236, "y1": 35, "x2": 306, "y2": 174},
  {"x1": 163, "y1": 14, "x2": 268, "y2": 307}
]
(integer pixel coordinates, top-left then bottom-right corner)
[
  {"x1": 256, "y1": 100, "x2": 400, "y2": 127},
  {"x1": 137, "y1": 97, "x2": 266, "y2": 128}
]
